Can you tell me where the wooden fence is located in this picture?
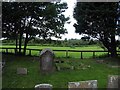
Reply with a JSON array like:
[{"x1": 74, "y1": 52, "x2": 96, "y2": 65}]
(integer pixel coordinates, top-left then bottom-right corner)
[{"x1": 0, "y1": 47, "x2": 120, "y2": 59}]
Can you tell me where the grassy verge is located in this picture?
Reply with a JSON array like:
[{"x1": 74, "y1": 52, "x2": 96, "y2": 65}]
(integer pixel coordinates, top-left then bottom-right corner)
[{"x1": 2, "y1": 54, "x2": 119, "y2": 88}]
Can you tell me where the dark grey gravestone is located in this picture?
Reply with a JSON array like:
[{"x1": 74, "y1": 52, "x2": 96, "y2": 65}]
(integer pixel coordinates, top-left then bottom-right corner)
[
  {"x1": 17, "y1": 68, "x2": 27, "y2": 75},
  {"x1": 40, "y1": 48, "x2": 55, "y2": 74},
  {"x1": 35, "y1": 84, "x2": 52, "y2": 90},
  {"x1": 68, "y1": 80, "x2": 97, "y2": 90},
  {"x1": 107, "y1": 75, "x2": 120, "y2": 88}
]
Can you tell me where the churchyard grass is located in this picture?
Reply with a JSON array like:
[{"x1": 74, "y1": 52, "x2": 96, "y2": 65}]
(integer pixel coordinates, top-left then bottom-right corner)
[{"x1": 2, "y1": 54, "x2": 119, "y2": 88}]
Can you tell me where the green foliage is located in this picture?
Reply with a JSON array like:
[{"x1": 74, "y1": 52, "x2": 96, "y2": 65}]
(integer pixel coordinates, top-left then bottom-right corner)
[
  {"x1": 62, "y1": 39, "x2": 98, "y2": 47},
  {"x1": 2, "y1": 2, "x2": 69, "y2": 55},
  {"x1": 73, "y1": 2, "x2": 119, "y2": 57},
  {"x1": 2, "y1": 38, "x2": 99, "y2": 47}
]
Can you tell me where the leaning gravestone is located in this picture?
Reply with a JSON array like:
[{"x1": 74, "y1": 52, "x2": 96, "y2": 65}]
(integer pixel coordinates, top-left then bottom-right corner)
[
  {"x1": 40, "y1": 48, "x2": 55, "y2": 74},
  {"x1": 17, "y1": 68, "x2": 27, "y2": 75},
  {"x1": 35, "y1": 84, "x2": 53, "y2": 90},
  {"x1": 68, "y1": 80, "x2": 97, "y2": 90},
  {"x1": 107, "y1": 75, "x2": 120, "y2": 88}
]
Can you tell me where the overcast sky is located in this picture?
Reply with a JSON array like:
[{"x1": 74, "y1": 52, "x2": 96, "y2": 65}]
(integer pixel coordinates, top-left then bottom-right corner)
[
  {"x1": 59, "y1": 0, "x2": 120, "y2": 40},
  {"x1": 59, "y1": 0, "x2": 82, "y2": 40}
]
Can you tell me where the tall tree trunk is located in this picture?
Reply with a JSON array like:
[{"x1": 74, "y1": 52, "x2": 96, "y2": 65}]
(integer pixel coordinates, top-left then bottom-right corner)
[
  {"x1": 15, "y1": 22, "x2": 18, "y2": 54},
  {"x1": 101, "y1": 31, "x2": 117, "y2": 57},
  {"x1": 19, "y1": 31, "x2": 23, "y2": 54},
  {"x1": 110, "y1": 35, "x2": 117, "y2": 57},
  {"x1": 15, "y1": 35, "x2": 18, "y2": 54},
  {"x1": 23, "y1": 33, "x2": 28, "y2": 55},
  {"x1": 16, "y1": 19, "x2": 23, "y2": 55},
  {"x1": 23, "y1": 17, "x2": 33, "y2": 55}
]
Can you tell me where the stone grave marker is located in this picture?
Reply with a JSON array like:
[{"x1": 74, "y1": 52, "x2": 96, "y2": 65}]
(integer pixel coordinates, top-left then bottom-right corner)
[
  {"x1": 40, "y1": 48, "x2": 55, "y2": 74},
  {"x1": 17, "y1": 68, "x2": 27, "y2": 75},
  {"x1": 68, "y1": 80, "x2": 97, "y2": 90},
  {"x1": 35, "y1": 84, "x2": 52, "y2": 90},
  {"x1": 1, "y1": 60, "x2": 6, "y2": 72},
  {"x1": 107, "y1": 75, "x2": 120, "y2": 88},
  {"x1": 0, "y1": 62, "x2": 2, "y2": 75}
]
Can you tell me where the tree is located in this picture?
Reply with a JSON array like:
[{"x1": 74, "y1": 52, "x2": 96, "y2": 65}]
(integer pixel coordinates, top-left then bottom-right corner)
[
  {"x1": 2, "y1": 2, "x2": 20, "y2": 53},
  {"x1": 117, "y1": 2, "x2": 120, "y2": 36},
  {"x1": 81, "y1": 36, "x2": 90, "y2": 41},
  {"x1": 2, "y1": 2, "x2": 69, "y2": 55},
  {"x1": 73, "y1": 2, "x2": 119, "y2": 57}
]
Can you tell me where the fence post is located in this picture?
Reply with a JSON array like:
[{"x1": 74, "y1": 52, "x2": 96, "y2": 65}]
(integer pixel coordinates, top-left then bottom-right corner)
[
  {"x1": 6, "y1": 48, "x2": 8, "y2": 53},
  {"x1": 81, "y1": 52, "x2": 83, "y2": 59},
  {"x1": 93, "y1": 51, "x2": 95, "y2": 58},
  {"x1": 29, "y1": 49, "x2": 31, "y2": 56},
  {"x1": 108, "y1": 51, "x2": 109, "y2": 57},
  {"x1": 66, "y1": 50, "x2": 68, "y2": 58},
  {"x1": 14, "y1": 48, "x2": 16, "y2": 54}
]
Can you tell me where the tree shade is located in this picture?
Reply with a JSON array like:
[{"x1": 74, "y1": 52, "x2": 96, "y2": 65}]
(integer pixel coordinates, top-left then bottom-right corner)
[{"x1": 73, "y1": 2, "x2": 119, "y2": 57}]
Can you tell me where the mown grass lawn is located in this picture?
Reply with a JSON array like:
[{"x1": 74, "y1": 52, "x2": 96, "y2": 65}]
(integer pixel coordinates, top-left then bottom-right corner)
[
  {"x1": 1, "y1": 45, "x2": 109, "y2": 58},
  {"x1": 1, "y1": 45, "x2": 103, "y2": 50},
  {"x1": 2, "y1": 54, "x2": 120, "y2": 89}
]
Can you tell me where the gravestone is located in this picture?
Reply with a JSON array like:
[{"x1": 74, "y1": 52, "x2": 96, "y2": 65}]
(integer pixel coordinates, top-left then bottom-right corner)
[
  {"x1": 107, "y1": 75, "x2": 120, "y2": 88},
  {"x1": 17, "y1": 68, "x2": 27, "y2": 75},
  {"x1": 0, "y1": 62, "x2": 2, "y2": 75},
  {"x1": 96, "y1": 60, "x2": 104, "y2": 64},
  {"x1": 40, "y1": 48, "x2": 55, "y2": 74},
  {"x1": 35, "y1": 84, "x2": 53, "y2": 90},
  {"x1": 68, "y1": 80, "x2": 97, "y2": 90},
  {"x1": 1, "y1": 60, "x2": 6, "y2": 71}
]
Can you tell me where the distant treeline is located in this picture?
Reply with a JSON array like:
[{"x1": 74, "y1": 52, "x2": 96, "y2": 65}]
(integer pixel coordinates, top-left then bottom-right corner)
[{"x1": 2, "y1": 38, "x2": 98, "y2": 46}]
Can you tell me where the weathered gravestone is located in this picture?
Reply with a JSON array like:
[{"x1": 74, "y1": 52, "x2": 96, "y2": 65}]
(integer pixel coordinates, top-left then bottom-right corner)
[
  {"x1": 68, "y1": 80, "x2": 97, "y2": 90},
  {"x1": 17, "y1": 68, "x2": 27, "y2": 75},
  {"x1": 1, "y1": 60, "x2": 6, "y2": 72},
  {"x1": 35, "y1": 84, "x2": 53, "y2": 90},
  {"x1": 40, "y1": 48, "x2": 55, "y2": 74},
  {"x1": 107, "y1": 75, "x2": 120, "y2": 88},
  {"x1": 0, "y1": 62, "x2": 2, "y2": 75}
]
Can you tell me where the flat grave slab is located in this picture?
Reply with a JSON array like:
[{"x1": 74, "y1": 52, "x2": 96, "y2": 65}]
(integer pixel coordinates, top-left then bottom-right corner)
[
  {"x1": 68, "y1": 80, "x2": 97, "y2": 90},
  {"x1": 17, "y1": 68, "x2": 27, "y2": 75}
]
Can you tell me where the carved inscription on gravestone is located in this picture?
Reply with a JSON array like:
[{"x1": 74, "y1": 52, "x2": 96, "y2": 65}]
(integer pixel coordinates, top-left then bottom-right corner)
[
  {"x1": 40, "y1": 48, "x2": 55, "y2": 74},
  {"x1": 107, "y1": 75, "x2": 120, "y2": 88},
  {"x1": 68, "y1": 80, "x2": 97, "y2": 90}
]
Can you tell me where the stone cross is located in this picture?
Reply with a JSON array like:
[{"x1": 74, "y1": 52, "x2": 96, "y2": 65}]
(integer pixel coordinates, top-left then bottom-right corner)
[
  {"x1": 40, "y1": 48, "x2": 55, "y2": 74},
  {"x1": 107, "y1": 75, "x2": 120, "y2": 88},
  {"x1": 35, "y1": 84, "x2": 53, "y2": 90},
  {"x1": 68, "y1": 80, "x2": 97, "y2": 90}
]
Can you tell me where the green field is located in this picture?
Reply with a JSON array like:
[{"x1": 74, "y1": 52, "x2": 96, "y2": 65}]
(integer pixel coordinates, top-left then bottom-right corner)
[
  {"x1": 1, "y1": 45, "x2": 103, "y2": 50},
  {"x1": 1, "y1": 45, "x2": 109, "y2": 58},
  {"x1": 2, "y1": 54, "x2": 120, "y2": 88}
]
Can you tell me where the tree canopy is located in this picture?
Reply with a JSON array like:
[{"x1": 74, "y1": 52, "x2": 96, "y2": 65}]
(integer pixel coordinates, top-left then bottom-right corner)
[
  {"x1": 2, "y1": 2, "x2": 69, "y2": 55},
  {"x1": 73, "y1": 2, "x2": 119, "y2": 57}
]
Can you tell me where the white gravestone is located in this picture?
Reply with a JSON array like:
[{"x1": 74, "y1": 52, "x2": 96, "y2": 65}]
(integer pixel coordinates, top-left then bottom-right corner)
[{"x1": 68, "y1": 80, "x2": 97, "y2": 90}]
